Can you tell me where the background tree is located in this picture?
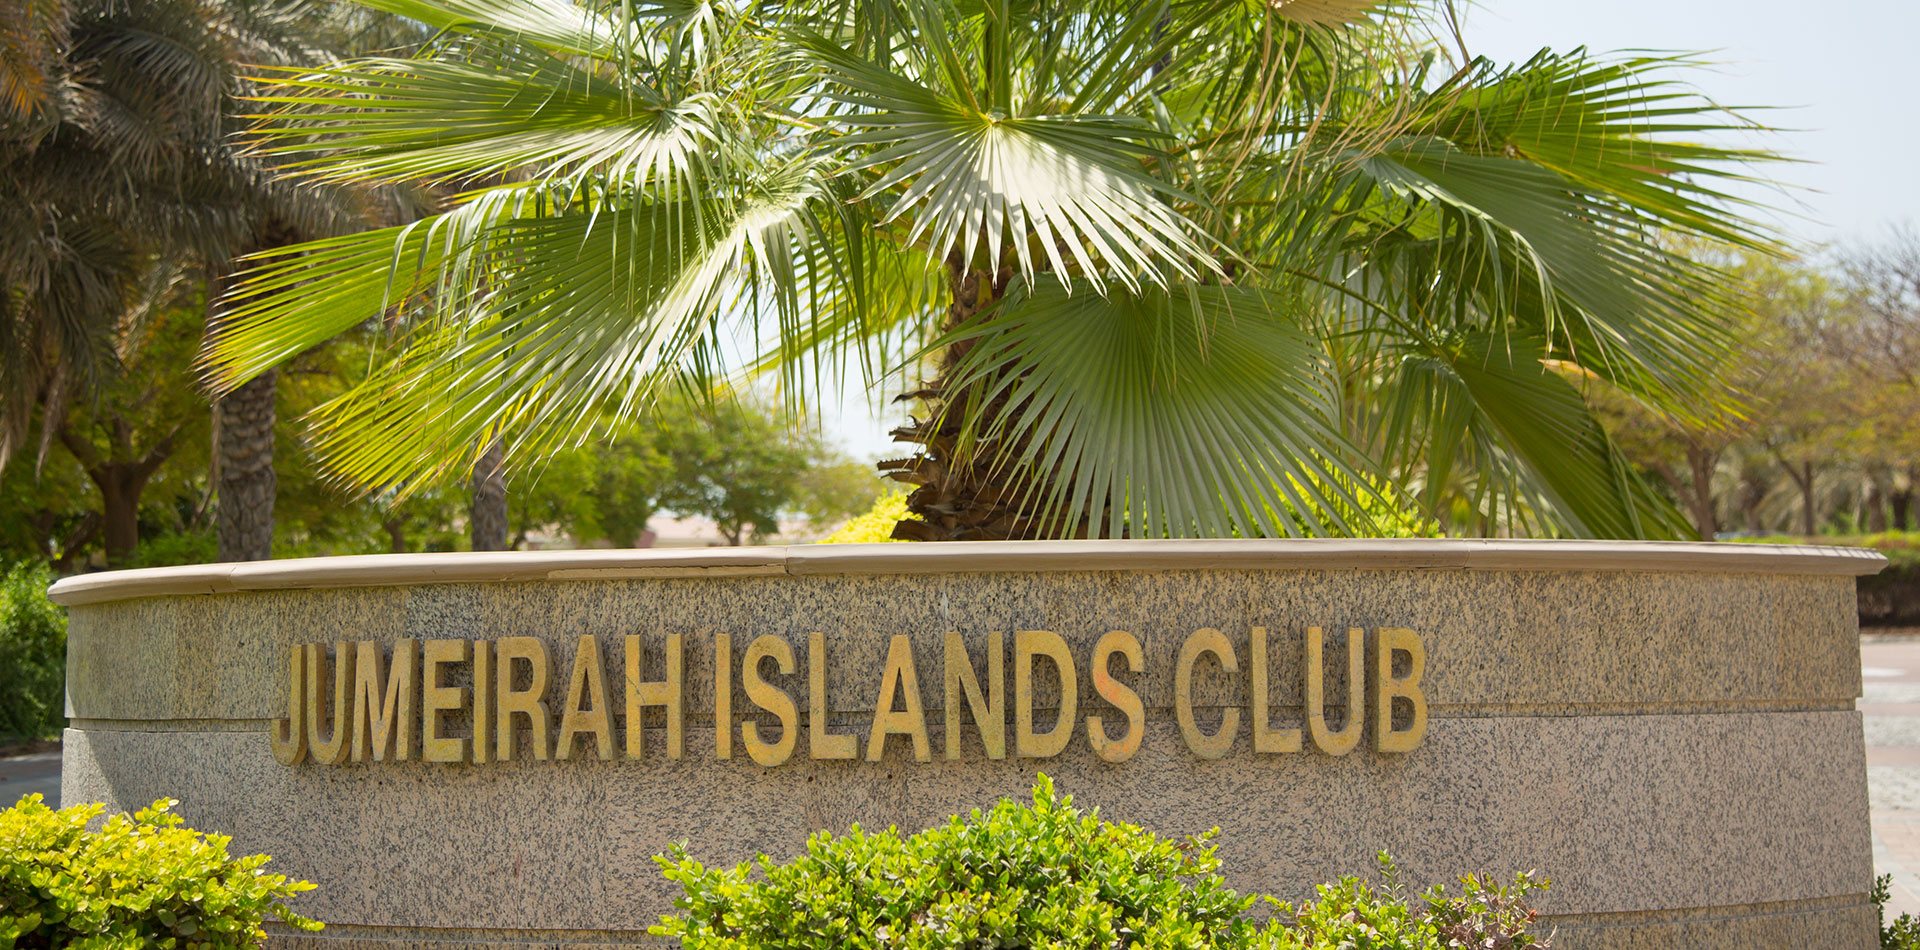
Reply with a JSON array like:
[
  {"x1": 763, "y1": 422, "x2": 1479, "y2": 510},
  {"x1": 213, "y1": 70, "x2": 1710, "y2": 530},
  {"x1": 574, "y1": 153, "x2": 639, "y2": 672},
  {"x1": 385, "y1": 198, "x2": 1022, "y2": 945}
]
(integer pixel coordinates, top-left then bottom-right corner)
[
  {"x1": 52, "y1": 287, "x2": 212, "y2": 565},
  {"x1": 655, "y1": 397, "x2": 814, "y2": 546},
  {"x1": 200, "y1": 0, "x2": 1780, "y2": 543}
]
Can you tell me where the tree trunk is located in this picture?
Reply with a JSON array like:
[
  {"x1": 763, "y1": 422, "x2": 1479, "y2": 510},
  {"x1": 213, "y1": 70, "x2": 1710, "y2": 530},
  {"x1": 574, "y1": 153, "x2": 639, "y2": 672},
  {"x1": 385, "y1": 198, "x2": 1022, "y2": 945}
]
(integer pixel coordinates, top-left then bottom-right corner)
[
  {"x1": 1684, "y1": 444, "x2": 1719, "y2": 541},
  {"x1": 880, "y1": 254, "x2": 1089, "y2": 541},
  {"x1": 1736, "y1": 461, "x2": 1768, "y2": 532},
  {"x1": 58, "y1": 424, "x2": 172, "y2": 568},
  {"x1": 101, "y1": 475, "x2": 140, "y2": 567},
  {"x1": 1789, "y1": 460, "x2": 1817, "y2": 537},
  {"x1": 470, "y1": 437, "x2": 508, "y2": 551},
  {"x1": 1893, "y1": 465, "x2": 1917, "y2": 532},
  {"x1": 1866, "y1": 467, "x2": 1892, "y2": 534},
  {"x1": 382, "y1": 515, "x2": 409, "y2": 554},
  {"x1": 216, "y1": 369, "x2": 277, "y2": 561}
]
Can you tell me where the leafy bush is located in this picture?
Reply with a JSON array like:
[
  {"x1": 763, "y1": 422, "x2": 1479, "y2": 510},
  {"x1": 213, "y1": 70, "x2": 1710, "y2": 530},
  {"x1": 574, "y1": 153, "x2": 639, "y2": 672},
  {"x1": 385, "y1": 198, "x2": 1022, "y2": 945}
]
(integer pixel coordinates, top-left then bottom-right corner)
[
  {"x1": 818, "y1": 491, "x2": 919, "y2": 544},
  {"x1": 1876, "y1": 875, "x2": 1920, "y2": 949},
  {"x1": 1271, "y1": 855, "x2": 1549, "y2": 949},
  {"x1": 129, "y1": 531, "x2": 220, "y2": 569},
  {"x1": 653, "y1": 775, "x2": 1549, "y2": 950},
  {"x1": 0, "y1": 795, "x2": 320, "y2": 950},
  {"x1": 0, "y1": 563, "x2": 65, "y2": 744}
]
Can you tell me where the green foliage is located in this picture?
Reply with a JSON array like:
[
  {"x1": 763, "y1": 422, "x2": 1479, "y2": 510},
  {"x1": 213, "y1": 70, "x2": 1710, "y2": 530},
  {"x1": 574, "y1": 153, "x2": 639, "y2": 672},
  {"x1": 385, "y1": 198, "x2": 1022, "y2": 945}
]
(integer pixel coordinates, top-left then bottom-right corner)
[
  {"x1": 0, "y1": 562, "x2": 65, "y2": 743},
  {"x1": 819, "y1": 491, "x2": 918, "y2": 544},
  {"x1": 129, "y1": 531, "x2": 219, "y2": 569},
  {"x1": 654, "y1": 397, "x2": 815, "y2": 546},
  {"x1": 653, "y1": 775, "x2": 1256, "y2": 950},
  {"x1": 201, "y1": 0, "x2": 1783, "y2": 542},
  {"x1": 653, "y1": 776, "x2": 1550, "y2": 950},
  {"x1": 792, "y1": 458, "x2": 885, "y2": 531},
  {"x1": 1266, "y1": 855, "x2": 1550, "y2": 949},
  {"x1": 1875, "y1": 875, "x2": 1920, "y2": 949},
  {"x1": 0, "y1": 795, "x2": 321, "y2": 950}
]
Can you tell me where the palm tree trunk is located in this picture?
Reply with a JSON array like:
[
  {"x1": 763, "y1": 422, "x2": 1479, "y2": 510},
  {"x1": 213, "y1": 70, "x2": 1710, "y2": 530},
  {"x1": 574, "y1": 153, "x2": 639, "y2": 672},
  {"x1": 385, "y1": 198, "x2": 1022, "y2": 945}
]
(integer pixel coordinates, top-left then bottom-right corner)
[
  {"x1": 470, "y1": 436, "x2": 508, "y2": 551},
  {"x1": 216, "y1": 369, "x2": 276, "y2": 561},
  {"x1": 881, "y1": 254, "x2": 1090, "y2": 541}
]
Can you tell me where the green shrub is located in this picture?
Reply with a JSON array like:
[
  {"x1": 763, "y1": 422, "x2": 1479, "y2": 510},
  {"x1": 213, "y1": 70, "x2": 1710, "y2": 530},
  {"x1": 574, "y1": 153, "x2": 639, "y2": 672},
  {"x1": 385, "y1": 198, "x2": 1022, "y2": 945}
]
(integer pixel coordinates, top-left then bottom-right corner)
[
  {"x1": 653, "y1": 775, "x2": 1549, "y2": 950},
  {"x1": 654, "y1": 775, "x2": 1257, "y2": 950},
  {"x1": 0, "y1": 563, "x2": 65, "y2": 744},
  {"x1": 1270, "y1": 855, "x2": 1549, "y2": 949},
  {"x1": 1875, "y1": 875, "x2": 1920, "y2": 950},
  {"x1": 0, "y1": 795, "x2": 320, "y2": 950},
  {"x1": 129, "y1": 531, "x2": 219, "y2": 569},
  {"x1": 818, "y1": 491, "x2": 919, "y2": 544}
]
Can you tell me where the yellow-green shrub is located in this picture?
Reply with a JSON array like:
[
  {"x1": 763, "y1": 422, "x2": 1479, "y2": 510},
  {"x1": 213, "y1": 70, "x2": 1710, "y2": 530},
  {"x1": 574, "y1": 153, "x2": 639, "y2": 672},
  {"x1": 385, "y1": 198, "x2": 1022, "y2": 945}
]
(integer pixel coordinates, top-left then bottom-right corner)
[
  {"x1": 0, "y1": 795, "x2": 320, "y2": 950},
  {"x1": 818, "y1": 490, "x2": 919, "y2": 544}
]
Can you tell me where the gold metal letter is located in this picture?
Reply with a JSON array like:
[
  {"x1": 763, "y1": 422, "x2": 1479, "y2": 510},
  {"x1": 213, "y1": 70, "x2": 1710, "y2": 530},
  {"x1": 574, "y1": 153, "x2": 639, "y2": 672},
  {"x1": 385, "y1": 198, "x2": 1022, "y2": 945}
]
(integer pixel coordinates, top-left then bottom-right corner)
[
  {"x1": 867, "y1": 634, "x2": 930, "y2": 762},
  {"x1": 1015, "y1": 630, "x2": 1076, "y2": 758},
  {"x1": 557, "y1": 635, "x2": 614, "y2": 760},
  {"x1": 1250, "y1": 626, "x2": 1300, "y2": 754},
  {"x1": 304, "y1": 642, "x2": 354, "y2": 766},
  {"x1": 1175, "y1": 628, "x2": 1240, "y2": 759},
  {"x1": 714, "y1": 633, "x2": 732, "y2": 759},
  {"x1": 1305, "y1": 626, "x2": 1364, "y2": 756},
  {"x1": 419, "y1": 639, "x2": 469, "y2": 763},
  {"x1": 943, "y1": 630, "x2": 1005, "y2": 760},
  {"x1": 808, "y1": 632, "x2": 856, "y2": 759},
  {"x1": 352, "y1": 639, "x2": 417, "y2": 763},
  {"x1": 471, "y1": 639, "x2": 492, "y2": 764},
  {"x1": 623, "y1": 634, "x2": 683, "y2": 759},
  {"x1": 1086, "y1": 631, "x2": 1144, "y2": 763},
  {"x1": 1373, "y1": 627, "x2": 1429, "y2": 753},
  {"x1": 741, "y1": 635, "x2": 798, "y2": 766},
  {"x1": 270, "y1": 644, "x2": 307, "y2": 766},
  {"x1": 495, "y1": 636, "x2": 551, "y2": 761}
]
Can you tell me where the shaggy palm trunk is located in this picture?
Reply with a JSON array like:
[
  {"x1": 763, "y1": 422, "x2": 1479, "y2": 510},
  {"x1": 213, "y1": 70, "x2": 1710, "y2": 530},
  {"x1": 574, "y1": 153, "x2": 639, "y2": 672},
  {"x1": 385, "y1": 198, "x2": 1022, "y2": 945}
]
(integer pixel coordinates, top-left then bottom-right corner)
[
  {"x1": 879, "y1": 256, "x2": 1092, "y2": 541},
  {"x1": 216, "y1": 369, "x2": 277, "y2": 561},
  {"x1": 470, "y1": 437, "x2": 508, "y2": 551}
]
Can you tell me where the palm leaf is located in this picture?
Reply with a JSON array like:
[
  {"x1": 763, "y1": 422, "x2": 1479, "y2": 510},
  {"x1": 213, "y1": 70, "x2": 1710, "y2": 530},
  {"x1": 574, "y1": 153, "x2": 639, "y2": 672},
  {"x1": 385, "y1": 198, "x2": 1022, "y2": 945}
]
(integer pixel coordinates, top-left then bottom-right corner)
[
  {"x1": 798, "y1": 29, "x2": 1213, "y2": 292},
  {"x1": 938, "y1": 277, "x2": 1381, "y2": 538}
]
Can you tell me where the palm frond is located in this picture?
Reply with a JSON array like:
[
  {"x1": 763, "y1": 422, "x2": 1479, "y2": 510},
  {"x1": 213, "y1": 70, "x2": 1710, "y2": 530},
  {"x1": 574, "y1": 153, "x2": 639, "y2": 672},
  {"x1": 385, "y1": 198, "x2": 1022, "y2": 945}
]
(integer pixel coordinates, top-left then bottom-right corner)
[{"x1": 939, "y1": 278, "x2": 1380, "y2": 538}]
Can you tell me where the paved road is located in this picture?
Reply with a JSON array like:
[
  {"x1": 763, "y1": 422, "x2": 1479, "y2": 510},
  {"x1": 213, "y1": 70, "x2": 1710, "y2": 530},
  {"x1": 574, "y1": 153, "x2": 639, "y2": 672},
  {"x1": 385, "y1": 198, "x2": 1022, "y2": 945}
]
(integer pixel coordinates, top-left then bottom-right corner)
[{"x1": 0, "y1": 750, "x2": 60, "y2": 808}]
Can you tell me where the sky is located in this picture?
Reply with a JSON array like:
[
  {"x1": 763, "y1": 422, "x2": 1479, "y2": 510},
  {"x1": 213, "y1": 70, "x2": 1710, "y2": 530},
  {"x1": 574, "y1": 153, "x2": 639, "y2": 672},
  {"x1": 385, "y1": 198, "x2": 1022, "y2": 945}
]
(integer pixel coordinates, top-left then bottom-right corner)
[{"x1": 816, "y1": 0, "x2": 1919, "y2": 459}]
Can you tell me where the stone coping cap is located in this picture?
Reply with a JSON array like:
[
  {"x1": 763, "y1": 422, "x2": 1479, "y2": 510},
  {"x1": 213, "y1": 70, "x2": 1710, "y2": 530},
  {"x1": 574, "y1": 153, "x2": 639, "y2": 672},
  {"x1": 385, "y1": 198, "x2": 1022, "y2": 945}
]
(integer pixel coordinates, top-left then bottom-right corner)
[{"x1": 46, "y1": 539, "x2": 1888, "y2": 607}]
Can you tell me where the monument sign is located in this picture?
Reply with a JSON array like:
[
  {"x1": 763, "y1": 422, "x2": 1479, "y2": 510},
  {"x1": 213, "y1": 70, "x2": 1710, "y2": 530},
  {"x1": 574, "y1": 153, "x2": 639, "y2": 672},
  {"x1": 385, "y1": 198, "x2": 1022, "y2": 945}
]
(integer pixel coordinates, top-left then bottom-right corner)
[{"x1": 51, "y1": 539, "x2": 1884, "y2": 949}]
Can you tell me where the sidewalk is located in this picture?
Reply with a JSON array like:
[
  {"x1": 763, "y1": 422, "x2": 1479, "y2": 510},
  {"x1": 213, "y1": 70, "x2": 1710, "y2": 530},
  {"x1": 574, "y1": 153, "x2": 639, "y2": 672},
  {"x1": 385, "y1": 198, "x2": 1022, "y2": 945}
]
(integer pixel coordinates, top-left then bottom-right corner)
[{"x1": 1864, "y1": 636, "x2": 1920, "y2": 918}]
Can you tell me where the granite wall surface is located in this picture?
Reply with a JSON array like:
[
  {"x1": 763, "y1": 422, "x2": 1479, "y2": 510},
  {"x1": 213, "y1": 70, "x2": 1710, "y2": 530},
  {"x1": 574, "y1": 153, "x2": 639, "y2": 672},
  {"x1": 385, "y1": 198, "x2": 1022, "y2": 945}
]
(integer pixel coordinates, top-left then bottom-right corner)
[{"x1": 55, "y1": 543, "x2": 1880, "y2": 949}]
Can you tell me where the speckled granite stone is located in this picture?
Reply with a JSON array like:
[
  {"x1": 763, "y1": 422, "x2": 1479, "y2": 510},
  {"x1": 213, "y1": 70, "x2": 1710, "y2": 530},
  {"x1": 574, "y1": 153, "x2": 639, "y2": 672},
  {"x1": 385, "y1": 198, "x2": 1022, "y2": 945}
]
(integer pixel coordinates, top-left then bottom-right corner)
[
  {"x1": 59, "y1": 562, "x2": 1875, "y2": 949},
  {"x1": 67, "y1": 570, "x2": 1862, "y2": 724},
  {"x1": 62, "y1": 710, "x2": 1869, "y2": 935}
]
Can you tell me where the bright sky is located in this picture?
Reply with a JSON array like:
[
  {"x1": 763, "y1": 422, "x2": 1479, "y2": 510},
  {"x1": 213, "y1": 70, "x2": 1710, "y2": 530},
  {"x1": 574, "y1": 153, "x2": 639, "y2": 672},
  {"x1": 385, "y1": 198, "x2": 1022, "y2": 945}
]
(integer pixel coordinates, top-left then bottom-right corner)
[{"x1": 817, "y1": 0, "x2": 1917, "y2": 459}]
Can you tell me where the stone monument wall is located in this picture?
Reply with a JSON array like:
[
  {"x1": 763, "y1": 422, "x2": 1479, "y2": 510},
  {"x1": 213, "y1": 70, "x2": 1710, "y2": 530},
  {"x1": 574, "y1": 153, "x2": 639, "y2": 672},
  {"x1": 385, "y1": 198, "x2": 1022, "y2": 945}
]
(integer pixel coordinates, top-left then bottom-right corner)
[{"x1": 51, "y1": 540, "x2": 1885, "y2": 949}]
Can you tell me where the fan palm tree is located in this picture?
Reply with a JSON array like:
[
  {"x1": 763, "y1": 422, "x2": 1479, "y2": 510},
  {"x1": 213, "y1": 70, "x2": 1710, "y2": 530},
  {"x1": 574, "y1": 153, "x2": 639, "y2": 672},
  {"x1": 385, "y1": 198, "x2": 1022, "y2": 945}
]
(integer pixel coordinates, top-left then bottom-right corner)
[{"x1": 201, "y1": 0, "x2": 1776, "y2": 540}]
